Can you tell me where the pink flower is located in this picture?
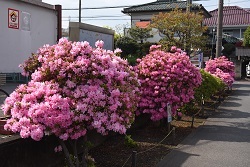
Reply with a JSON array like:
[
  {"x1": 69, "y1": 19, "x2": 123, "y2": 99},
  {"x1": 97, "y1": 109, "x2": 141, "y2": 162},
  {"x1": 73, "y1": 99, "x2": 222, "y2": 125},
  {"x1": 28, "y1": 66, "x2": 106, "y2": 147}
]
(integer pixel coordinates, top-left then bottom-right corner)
[
  {"x1": 205, "y1": 56, "x2": 235, "y2": 87},
  {"x1": 59, "y1": 133, "x2": 69, "y2": 141},
  {"x1": 114, "y1": 48, "x2": 122, "y2": 54},
  {"x1": 95, "y1": 40, "x2": 104, "y2": 48},
  {"x1": 177, "y1": 112, "x2": 183, "y2": 117},
  {"x1": 170, "y1": 46, "x2": 177, "y2": 52},
  {"x1": 3, "y1": 38, "x2": 140, "y2": 141},
  {"x1": 54, "y1": 145, "x2": 63, "y2": 152},
  {"x1": 136, "y1": 46, "x2": 201, "y2": 121},
  {"x1": 149, "y1": 45, "x2": 161, "y2": 52}
]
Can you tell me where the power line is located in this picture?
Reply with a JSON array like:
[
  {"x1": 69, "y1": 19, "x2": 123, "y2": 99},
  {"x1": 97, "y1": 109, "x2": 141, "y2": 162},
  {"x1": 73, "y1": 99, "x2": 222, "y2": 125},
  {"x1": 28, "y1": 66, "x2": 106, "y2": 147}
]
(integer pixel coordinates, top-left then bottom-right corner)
[
  {"x1": 62, "y1": 10, "x2": 250, "y2": 20},
  {"x1": 62, "y1": 5, "x2": 131, "y2": 10},
  {"x1": 62, "y1": 15, "x2": 127, "y2": 18},
  {"x1": 62, "y1": 18, "x2": 130, "y2": 21},
  {"x1": 61, "y1": 0, "x2": 250, "y2": 11},
  {"x1": 60, "y1": 0, "x2": 250, "y2": 23}
]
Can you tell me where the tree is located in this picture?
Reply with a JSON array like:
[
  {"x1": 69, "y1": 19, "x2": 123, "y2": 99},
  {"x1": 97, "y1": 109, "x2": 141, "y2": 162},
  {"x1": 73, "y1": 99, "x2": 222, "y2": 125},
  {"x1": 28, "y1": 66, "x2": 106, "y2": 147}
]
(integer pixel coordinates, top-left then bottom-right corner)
[
  {"x1": 2, "y1": 38, "x2": 140, "y2": 167},
  {"x1": 150, "y1": 9, "x2": 208, "y2": 53},
  {"x1": 136, "y1": 45, "x2": 202, "y2": 121},
  {"x1": 222, "y1": 43, "x2": 236, "y2": 57},
  {"x1": 128, "y1": 26, "x2": 153, "y2": 43},
  {"x1": 115, "y1": 36, "x2": 139, "y2": 57},
  {"x1": 243, "y1": 26, "x2": 250, "y2": 47}
]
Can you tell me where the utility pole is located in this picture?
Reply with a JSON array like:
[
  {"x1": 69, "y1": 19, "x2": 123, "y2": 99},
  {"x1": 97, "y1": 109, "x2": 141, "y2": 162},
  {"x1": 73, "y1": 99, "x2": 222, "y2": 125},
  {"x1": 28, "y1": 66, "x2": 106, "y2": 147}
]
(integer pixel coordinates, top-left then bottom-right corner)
[
  {"x1": 79, "y1": 0, "x2": 81, "y2": 23},
  {"x1": 186, "y1": 0, "x2": 192, "y2": 12},
  {"x1": 216, "y1": 0, "x2": 224, "y2": 58}
]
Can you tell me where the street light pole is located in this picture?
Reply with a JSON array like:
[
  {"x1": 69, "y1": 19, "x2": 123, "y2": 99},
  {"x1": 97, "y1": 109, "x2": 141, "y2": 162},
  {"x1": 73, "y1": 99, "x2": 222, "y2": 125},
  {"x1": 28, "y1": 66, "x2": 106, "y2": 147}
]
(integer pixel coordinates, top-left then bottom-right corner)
[
  {"x1": 216, "y1": 0, "x2": 223, "y2": 58},
  {"x1": 79, "y1": 0, "x2": 81, "y2": 23}
]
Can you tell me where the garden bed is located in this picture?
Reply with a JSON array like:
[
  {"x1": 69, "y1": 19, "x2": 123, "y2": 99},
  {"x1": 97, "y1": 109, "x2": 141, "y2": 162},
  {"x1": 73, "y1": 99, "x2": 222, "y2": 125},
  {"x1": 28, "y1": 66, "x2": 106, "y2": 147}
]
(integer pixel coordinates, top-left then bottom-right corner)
[
  {"x1": 89, "y1": 115, "x2": 206, "y2": 167},
  {"x1": 89, "y1": 93, "x2": 228, "y2": 167}
]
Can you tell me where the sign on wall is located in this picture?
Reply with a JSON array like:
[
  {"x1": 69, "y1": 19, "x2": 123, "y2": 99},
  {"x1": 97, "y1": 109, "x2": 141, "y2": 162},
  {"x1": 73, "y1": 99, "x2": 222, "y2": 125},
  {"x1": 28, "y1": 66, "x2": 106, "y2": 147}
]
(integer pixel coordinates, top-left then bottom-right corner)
[
  {"x1": 8, "y1": 8, "x2": 19, "y2": 29},
  {"x1": 21, "y1": 12, "x2": 31, "y2": 31}
]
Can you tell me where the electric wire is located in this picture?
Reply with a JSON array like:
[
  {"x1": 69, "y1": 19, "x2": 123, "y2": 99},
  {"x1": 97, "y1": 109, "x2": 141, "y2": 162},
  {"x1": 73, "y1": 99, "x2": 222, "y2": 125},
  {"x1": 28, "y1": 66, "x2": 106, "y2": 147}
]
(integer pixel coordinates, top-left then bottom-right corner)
[{"x1": 61, "y1": 0, "x2": 250, "y2": 22}]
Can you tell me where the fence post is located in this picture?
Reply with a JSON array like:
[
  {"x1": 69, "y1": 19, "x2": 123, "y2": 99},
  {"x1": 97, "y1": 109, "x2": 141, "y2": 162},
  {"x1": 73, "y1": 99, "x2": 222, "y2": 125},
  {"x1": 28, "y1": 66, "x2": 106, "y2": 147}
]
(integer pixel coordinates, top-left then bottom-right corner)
[
  {"x1": 131, "y1": 151, "x2": 137, "y2": 167},
  {"x1": 201, "y1": 95, "x2": 204, "y2": 117},
  {"x1": 167, "y1": 122, "x2": 171, "y2": 133},
  {"x1": 191, "y1": 115, "x2": 195, "y2": 128},
  {"x1": 172, "y1": 127, "x2": 176, "y2": 145}
]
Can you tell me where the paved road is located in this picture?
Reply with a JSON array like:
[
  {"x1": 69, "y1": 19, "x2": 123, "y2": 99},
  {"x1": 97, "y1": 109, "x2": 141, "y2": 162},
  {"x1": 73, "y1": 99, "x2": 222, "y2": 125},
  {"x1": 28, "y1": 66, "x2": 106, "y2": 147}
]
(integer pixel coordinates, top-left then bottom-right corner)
[{"x1": 157, "y1": 80, "x2": 250, "y2": 167}]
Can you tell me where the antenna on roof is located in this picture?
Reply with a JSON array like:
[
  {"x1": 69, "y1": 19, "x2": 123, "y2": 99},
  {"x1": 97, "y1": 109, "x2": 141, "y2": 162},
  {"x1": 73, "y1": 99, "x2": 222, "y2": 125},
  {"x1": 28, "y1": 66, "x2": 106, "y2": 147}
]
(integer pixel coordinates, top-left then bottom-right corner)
[{"x1": 228, "y1": 0, "x2": 230, "y2": 6}]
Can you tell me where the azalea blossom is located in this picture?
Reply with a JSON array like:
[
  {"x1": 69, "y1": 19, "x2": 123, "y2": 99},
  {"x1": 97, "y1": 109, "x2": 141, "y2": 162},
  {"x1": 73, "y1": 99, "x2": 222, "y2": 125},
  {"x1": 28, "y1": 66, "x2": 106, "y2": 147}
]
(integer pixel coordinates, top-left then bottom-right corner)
[
  {"x1": 2, "y1": 38, "x2": 140, "y2": 141},
  {"x1": 136, "y1": 45, "x2": 202, "y2": 121},
  {"x1": 205, "y1": 56, "x2": 235, "y2": 87}
]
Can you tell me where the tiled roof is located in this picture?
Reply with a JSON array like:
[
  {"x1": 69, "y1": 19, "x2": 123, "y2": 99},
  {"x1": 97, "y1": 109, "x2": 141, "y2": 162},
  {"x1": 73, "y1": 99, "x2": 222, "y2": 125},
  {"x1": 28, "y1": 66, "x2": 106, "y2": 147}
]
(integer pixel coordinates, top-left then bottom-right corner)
[
  {"x1": 223, "y1": 34, "x2": 242, "y2": 44},
  {"x1": 122, "y1": 0, "x2": 206, "y2": 14},
  {"x1": 136, "y1": 21, "x2": 150, "y2": 28},
  {"x1": 204, "y1": 6, "x2": 250, "y2": 26}
]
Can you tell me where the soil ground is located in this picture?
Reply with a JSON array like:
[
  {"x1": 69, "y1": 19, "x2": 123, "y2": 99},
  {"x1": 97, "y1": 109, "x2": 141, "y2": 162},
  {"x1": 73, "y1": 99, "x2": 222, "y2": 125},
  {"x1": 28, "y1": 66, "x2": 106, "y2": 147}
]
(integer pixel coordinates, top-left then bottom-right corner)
[
  {"x1": 89, "y1": 114, "x2": 209, "y2": 167},
  {"x1": 89, "y1": 93, "x2": 229, "y2": 167},
  {"x1": 89, "y1": 92, "x2": 230, "y2": 167}
]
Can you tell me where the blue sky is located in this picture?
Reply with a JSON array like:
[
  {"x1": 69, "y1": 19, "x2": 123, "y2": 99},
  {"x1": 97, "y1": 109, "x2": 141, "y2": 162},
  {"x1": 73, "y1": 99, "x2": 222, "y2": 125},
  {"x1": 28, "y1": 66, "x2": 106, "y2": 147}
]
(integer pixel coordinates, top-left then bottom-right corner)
[{"x1": 43, "y1": 0, "x2": 250, "y2": 29}]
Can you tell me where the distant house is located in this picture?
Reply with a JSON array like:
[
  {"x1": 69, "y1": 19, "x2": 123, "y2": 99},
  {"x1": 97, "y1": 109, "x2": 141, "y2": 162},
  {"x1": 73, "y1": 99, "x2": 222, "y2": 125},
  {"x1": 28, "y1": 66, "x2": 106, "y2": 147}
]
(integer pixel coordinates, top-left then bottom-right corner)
[
  {"x1": 122, "y1": 0, "x2": 211, "y2": 43},
  {"x1": 204, "y1": 6, "x2": 250, "y2": 79},
  {"x1": 204, "y1": 6, "x2": 250, "y2": 40}
]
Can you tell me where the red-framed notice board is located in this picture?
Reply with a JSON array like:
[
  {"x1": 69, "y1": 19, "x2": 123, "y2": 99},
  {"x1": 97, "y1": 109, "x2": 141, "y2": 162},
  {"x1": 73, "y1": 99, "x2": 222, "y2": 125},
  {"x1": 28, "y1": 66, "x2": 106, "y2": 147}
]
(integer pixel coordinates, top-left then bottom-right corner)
[{"x1": 8, "y1": 8, "x2": 19, "y2": 29}]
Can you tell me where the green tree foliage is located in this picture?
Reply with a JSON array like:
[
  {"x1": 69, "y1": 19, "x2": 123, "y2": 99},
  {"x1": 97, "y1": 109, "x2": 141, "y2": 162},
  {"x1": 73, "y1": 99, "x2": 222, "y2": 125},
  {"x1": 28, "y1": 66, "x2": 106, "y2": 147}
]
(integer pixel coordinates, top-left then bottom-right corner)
[
  {"x1": 222, "y1": 43, "x2": 236, "y2": 57},
  {"x1": 150, "y1": 9, "x2": 208, "y2": 52},
  {"x1": 141, "y1": 42, "x2": 153, "y2": 56},
  {"x1": 128, "y1": 26, "x2": 153, "y2": 43},
  {"x1": 115, "y1": 36, "x2": 139, "y2": 57},
  {"x1": 243, "y1": 26, "x2": 250, "y2": 47}
]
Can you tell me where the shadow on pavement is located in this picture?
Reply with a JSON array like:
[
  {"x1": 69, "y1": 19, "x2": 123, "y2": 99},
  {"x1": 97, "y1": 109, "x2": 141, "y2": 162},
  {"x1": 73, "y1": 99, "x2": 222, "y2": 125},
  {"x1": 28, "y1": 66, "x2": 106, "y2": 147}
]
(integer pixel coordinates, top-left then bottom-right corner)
[
  {"x1": 157, "y1": 150, "x2": 199, "y2": 167},
  {"x1": 210, "y1": 108, "x2": 250, "y2": 119}
]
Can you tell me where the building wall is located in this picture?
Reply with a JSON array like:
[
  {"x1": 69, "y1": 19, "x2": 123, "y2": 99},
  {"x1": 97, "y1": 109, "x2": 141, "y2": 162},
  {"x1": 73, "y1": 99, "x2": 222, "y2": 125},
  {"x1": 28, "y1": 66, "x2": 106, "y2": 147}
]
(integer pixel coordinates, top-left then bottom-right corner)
[
  {"x1": 130, "y1": 12, "x2": 166, "y2": 43},
  {"x1": 69, "y1": 22, "x2": 115, "y2": 50},
  {"x1": 0, "y1": 0, "x2": 58, "y2": 73},
  {"x1": 208, "y1": 27, "x2": 247, "y2": 39}
]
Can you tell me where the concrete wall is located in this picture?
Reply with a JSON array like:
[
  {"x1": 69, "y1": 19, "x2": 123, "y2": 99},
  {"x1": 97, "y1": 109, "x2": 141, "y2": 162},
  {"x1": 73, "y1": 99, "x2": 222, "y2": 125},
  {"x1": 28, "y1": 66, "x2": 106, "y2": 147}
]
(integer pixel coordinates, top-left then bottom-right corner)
[
  {"x1": 69, "y1": 22, "x2": 115, "y2": 51},
  {"x1": 0, "y1": 0, "x2": 58, "y2": 73}
]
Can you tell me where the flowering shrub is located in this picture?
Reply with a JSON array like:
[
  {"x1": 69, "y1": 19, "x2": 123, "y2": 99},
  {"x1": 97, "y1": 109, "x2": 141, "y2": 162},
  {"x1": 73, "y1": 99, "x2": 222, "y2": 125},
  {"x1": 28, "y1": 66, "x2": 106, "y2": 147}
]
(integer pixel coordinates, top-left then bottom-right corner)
[
  {"x1": 135, "y1": 45, "x2": 202, "y2": 121},
  {"x1": 2, "y1": 38, "x2": 140, "y2": 142},
  {"x1": 205, "y1": 56, "x2": 235, "y2": 87},
  {"x1": 180, "y1": 69, "x2": 225, "y2": 117},
  {"x1": 194, "y1": 69, "x2": 225, "y2": 102},
  {"x1": 213, "y1": 68, "x2": 234, "y2": 87}
]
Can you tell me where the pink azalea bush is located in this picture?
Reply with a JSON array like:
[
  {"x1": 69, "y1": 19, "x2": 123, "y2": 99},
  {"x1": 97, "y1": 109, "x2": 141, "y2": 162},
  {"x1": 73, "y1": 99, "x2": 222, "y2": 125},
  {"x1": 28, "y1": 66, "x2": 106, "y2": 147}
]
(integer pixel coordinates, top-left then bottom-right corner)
[
  {"x1": 135, "y1": 45, "x2": 202, "y2": 121},
  {"x1": 2, "y1": 38, "x2": 140, "y2": 141},
  {"x1": 213, "y1": 68, "x2": 234, "y2": 87},
  {"x1": 205, "y1": 56, "x2": 235, "y2": 87}
]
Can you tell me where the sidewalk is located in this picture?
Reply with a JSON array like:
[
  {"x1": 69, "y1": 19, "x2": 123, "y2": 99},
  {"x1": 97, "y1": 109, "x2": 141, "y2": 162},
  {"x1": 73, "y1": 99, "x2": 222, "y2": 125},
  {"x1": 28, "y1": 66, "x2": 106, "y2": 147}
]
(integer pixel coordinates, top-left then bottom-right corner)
[{"x1": 157, "y1": 80, "x2": 250, "y2": 167}]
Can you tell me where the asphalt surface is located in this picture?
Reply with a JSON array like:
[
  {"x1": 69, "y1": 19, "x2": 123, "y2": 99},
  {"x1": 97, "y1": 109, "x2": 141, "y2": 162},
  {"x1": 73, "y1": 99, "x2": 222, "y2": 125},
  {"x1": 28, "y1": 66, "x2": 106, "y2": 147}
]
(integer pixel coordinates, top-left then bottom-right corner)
[{"x1": 157, "y1": 80, "x2": 250, "y2": 167}]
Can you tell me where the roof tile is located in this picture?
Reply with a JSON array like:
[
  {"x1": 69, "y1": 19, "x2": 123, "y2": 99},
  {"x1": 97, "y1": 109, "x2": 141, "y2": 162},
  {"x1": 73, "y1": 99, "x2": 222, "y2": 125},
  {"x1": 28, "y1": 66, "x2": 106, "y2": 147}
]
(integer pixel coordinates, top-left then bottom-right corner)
[
  {"x1": 122, "y1": 1, "x2": 201, "y2": 13},
  {"x1": 204, "y1": 6, "x2": 250, "y2": 26}
]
